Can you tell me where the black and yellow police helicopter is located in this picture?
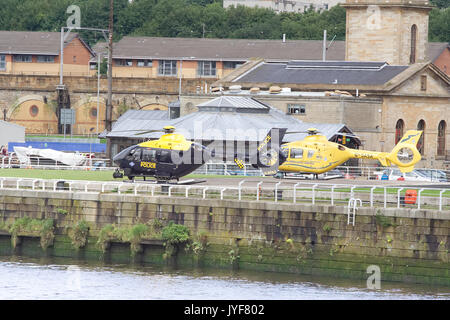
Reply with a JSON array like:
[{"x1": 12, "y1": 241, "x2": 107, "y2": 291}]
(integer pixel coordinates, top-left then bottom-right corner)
[
  {"x1": 234, "y1": 128, "x2": 423, "y2": 179},
  {"x1": 112, "y1": 126, "x2": 215, "y2": 182},
  {"x1": 112, "y1": 126, "x2": 286, "y2": 182}
]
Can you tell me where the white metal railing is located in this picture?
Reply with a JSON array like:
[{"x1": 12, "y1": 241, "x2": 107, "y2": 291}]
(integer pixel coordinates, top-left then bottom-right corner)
[
  {"x1": 0, "y1": 177, "x2": 449, "y2": 212},
  {"x1": 0, "y1": 155, "x2": 112, "y2": 171},
  {"x1": 1, "y1": 156, "x2": 449, "y2": 182}
]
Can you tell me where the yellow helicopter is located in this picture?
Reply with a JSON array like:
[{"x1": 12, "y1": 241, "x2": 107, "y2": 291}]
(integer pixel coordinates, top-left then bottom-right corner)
[{"x1": 235, "y1": 128, "x2": 423, "y2": 179}]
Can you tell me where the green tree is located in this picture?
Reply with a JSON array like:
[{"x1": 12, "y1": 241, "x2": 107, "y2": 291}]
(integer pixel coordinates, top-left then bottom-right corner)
[{"x1": 429, "y1": 8, "x2": 450, "y2": 42}]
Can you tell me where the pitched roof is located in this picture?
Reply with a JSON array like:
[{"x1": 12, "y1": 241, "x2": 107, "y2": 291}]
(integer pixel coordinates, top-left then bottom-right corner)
[
  {"x1": 106, "y1": 97, "x2": 353, "y2": 143},
  {"x1": 111, "y1": 36, "x2": 448, "y2": 64},
  {"x1": 232, "y1": 61, "x2": 408, "y2": 86},
  {"x1": 112, "y1": 36, "x2": 346, "y2": 61},
  {"x1": 427, "y1": 42, "x2": 450, "y2": 62},
  {"x1": 0, "y1": 31, "x2": 91, "y2": 55},
  {"x1": 101, "y1": 109, "x2": 171, "y2": 138},
  {"x1": 197, "y1": 96, "x2": 269, "y2": 111}
]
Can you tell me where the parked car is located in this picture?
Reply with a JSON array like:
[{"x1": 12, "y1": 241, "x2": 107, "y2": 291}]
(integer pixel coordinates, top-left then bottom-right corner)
[
  {"x1": 415, "y1": 169, "x2": 448, "y2": 182},
  {"x1": 373, "y1": 168, "x2": 439, "y2": 182}
]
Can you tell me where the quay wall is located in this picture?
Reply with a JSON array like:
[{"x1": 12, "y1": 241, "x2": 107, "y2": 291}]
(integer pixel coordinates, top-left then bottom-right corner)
[{"x1": 0, "y1": 188, "x2": 449, "y2": 286}]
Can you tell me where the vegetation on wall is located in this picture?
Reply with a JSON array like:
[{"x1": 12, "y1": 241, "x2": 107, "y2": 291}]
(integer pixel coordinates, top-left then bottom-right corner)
[
  {"x1": 68, "y1": 220, "x2": 90, "y2": 250},
  {"x1": 8, "y1": 217, "x2": 55, "y2": 250},
  {"x1": 0, "y1": 0, "x2": 447, "y2": 44}
]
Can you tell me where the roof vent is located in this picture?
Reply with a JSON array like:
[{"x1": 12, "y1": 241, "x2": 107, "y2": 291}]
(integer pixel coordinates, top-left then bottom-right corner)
[
  {"x1": 229, "y1": 85, "x2": 242, "y2": 93},
  {"x1": 250, "y1": 87, "x2": 260, "y2": 94},
  {"x1": 269, "y1": 86, "x2": 282, "y2": 94}
]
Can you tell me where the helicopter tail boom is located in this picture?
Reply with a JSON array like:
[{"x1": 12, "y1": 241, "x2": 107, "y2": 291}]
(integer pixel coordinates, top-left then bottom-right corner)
[{"x1": 348, "y1": 130, "x2": 422, "y2": 173}]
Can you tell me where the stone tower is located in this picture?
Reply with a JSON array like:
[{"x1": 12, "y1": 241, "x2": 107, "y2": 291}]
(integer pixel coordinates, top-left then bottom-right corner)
[{"x1": 342, "y1": 0, "x2": 433, "y2": 65}]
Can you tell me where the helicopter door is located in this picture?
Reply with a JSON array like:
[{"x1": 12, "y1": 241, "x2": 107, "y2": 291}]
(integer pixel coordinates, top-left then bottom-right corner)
[
  {"x1": 156, "y1": 150, "x2": 175, "y2": 177},
  {"x1": 141, "y1": 149, "x2": 157, "y2": 172}
]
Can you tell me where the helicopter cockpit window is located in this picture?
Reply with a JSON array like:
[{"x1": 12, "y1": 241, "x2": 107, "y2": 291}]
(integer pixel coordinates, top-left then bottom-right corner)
[
  {"x1": 132, "y1": 149, "x2": 142, "y2": 161},
  {"x1": 307, "y1": 150, "x2": 315, "y2": 159},
  {"x1": 280, "y1": 147, "x2": 289, "y2": 158},
  {"x1": 142, "y1": 149, "x2": 157, "y2": 162},
  {"x1": 290, "y1": 148, "x2": 303, "y2": 159},
  {"x1": 159, "y1": 150, "x2": 171, "y2": 163}
]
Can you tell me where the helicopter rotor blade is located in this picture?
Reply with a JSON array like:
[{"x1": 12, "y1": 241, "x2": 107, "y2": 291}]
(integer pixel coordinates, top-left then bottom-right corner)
[
  {"x1": 107, "y1": 129, "x2": 164, "y2": 134},
  {"x1": 285, "y1": 131, "x2": 317, "y2": 134}
]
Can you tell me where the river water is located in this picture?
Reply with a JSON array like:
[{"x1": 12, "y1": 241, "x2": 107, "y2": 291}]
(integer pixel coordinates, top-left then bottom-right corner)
[{"x1": 0, "y1": 255, "x2": 448, "y2": 300}]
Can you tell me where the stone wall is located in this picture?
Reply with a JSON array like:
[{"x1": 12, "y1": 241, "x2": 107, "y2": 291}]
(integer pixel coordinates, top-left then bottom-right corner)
[{"x1": 0, "y1": 188, "x2": 449, "y2": 285}]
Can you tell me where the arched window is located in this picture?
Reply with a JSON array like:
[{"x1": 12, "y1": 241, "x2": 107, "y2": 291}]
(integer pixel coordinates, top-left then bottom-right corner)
[
  {"x1": 395, "y1": 119, "x2": 405, "y2": 144},
  {"x1": 437, "y1": 120, "x2": 446, "y2": 156},
  {"x1": 410, "y1": 24, "x2": 417, "y2": 64},
  {"x1": 417, "y1": 119, "x2": 425, "y2": 155}
]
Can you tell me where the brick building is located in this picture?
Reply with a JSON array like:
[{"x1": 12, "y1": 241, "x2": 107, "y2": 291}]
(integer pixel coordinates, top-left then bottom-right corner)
[{"x1": 0, "y1": 31, "x2": 94, "y2": 77}]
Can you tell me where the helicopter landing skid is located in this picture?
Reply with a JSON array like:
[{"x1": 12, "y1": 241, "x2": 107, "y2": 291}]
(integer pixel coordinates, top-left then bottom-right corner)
[{"x1": 123, "y1": 179, "x2": 206, "y2": 185}]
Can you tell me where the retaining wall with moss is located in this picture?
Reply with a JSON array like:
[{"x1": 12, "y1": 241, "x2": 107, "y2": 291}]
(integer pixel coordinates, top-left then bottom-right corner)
[{"x1": 0, "y1": 188, "x2": 449, "y2": 285}]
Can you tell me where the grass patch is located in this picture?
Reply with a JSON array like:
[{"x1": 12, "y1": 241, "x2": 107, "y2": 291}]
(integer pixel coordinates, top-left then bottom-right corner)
[{"x1": 0, "y1": 168, "x2": 115, "y2": 181}]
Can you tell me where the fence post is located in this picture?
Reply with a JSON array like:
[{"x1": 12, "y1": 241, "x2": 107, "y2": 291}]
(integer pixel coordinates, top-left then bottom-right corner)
[
  {"x1": 397, "y1": 188, "x2": 404, "y2": 209},
  {"x1": 220, "y1": 188, "x2": 226, "y2": 200},
  {"x1": 256, "y1": 181, "x2": 263, "y2": 201},
  {"x1": 203, "y1": 187, "x2": 209, "y2": 199},
  {"x1": 185, "y1": 186, "x2": 191, "y2": 198},
  {"x1": 370, "y1": 186, "x2": 376, "y2": 207},
  {"x1": 275, "y1": 182, "x2": 281, "y2": 202},
  {"x1": 350, "y1": 185, "x2": 356, "y2": 199},
  {"x1": 439, "y1": 189, "x2": 447, "y2": 211},
  {"x1": 417, "y1": 188, "x2": 425, "y2": 209},
  {"x1": 293, "y1": 182, "x2": 300, "y2": 203},
  {"x1": 331, "y1": 185, "x2": 336, "y2": 206},
  {"x1": 312, "y1": 184, "x2": 318, "y2": 205},
  {"x1": 384, "y1": 187, "x2": 387, "y2": 208},
  {"x1": 238, "y1": 180, "x2": 245, "y2": 201},
  {"x1": 16, "y1": 179, "x2": 22, "y2": 190}
]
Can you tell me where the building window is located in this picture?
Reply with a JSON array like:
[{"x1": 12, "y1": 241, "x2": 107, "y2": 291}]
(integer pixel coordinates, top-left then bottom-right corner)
[
  {"x1": 410, "y1": 24, "x2": 417, "y2": 64},
  {"x1": 37, "y1": 55, "x2": 55, "y2": 63},
  {"x1": 420, "y1": 75, "x2": 427, "y2": 91},
  {"x1": 223, "y1": 61, "x2": 244, "y2": 69},
  {"x1": 137, "y1": 60, "x2": 152, "y2": 67},
  {"x1": 287, "y1": 104, "x2": 306, "y2": 114},
  {"x1": 115, "y1": 59, "x2": 132, "y2": 67},
  {"x1": 14, "y1": 55, "x2": 32, "y2": 63},
  {"x1": 29, "y1": 105, "x2": 39, "y2": 117},
  {"x1": 90, "y1": 63, "x2": 97, "y2": 70},
  {"x1": 417, "y1": 119, "x2": 425, "y2": 155},
  {"x1": 90, "y1": 108, "x2": 97, "y2": 119},
  {"x1": 197, "y1": 61, "x2": 216, "y2": 77},
  {"x1": 395, "y1": 119, "x2": 405, "y2": 144},
  {"x1": 0, "y1": 55, "x2": 5, "y2": 70},
  {"x1": 437, "y1": 120, "x2": 446, "y2": 157},
  {"x1": 158, "y1": 60, "x2": 177, "y2": 76}
]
